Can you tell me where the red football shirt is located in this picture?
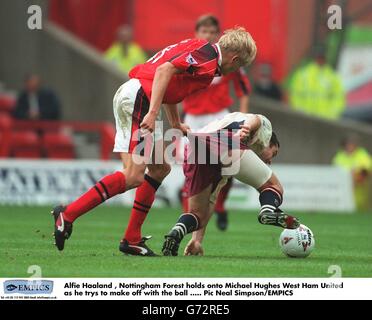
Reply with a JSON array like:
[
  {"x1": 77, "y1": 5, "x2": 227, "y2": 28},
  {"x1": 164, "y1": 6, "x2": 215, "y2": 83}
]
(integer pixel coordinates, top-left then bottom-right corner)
[
  {"x1": 129, "y1": 39, "x2": 220, "y2": 104},
  {"x1": 182, "y1": 68, "x2": 251, "y2": 115}
]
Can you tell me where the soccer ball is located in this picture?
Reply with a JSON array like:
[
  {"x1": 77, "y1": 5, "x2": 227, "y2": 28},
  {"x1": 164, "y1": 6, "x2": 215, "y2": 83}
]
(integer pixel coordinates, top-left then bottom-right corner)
[{"x1": 279, "y1": 224, "x2": 315, "y2": 258}]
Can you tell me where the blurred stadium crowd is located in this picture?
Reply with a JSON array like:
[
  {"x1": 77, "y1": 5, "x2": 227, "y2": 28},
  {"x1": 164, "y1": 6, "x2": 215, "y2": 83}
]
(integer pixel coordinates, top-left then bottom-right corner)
[{"x1": 0, "y1": 0, "x2": 371, "y2": 210}]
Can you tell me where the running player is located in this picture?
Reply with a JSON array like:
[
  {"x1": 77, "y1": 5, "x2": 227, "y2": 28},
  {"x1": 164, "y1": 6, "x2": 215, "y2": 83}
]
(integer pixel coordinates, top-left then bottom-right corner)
[
  {"x1": 52, "y1": 27, "x2": 257, "y2": 256},
  {"x1": 162, "y1": 112, "x2": 300, "y2": 256},
  {"x1": 181, "y1": 15, "x2": 251, "y2": 231}
]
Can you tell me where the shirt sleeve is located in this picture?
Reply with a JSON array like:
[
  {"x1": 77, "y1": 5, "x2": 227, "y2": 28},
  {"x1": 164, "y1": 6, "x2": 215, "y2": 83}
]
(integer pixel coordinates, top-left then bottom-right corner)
[
  {"x1": 232, "y1": 68, "x2": 251, "y2": 97},
  {"x1": 169, "y1": 42, "x2": 218, "y2": 75}
]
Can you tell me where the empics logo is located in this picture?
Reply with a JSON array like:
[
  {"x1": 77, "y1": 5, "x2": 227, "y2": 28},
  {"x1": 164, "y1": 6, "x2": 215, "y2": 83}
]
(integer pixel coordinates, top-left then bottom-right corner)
[
  {"x1": 5, "y1": 284, "x2": 18, "y2": 292},
  {"x1": 4, "y1": 280, "x2": 53, "y2": 295}
]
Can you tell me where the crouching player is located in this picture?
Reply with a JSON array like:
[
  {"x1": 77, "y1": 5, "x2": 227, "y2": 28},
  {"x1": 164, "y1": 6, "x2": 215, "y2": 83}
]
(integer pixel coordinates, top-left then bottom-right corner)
[{"x1": 162, "y1": 112, "x2": 300, "y2": 256}]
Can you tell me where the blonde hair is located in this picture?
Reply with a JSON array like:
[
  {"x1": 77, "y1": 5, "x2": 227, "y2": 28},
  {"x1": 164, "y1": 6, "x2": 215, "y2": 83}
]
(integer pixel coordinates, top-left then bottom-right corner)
[{"x1": 218, "y1": 26, "x2": 257, "y2": 66}]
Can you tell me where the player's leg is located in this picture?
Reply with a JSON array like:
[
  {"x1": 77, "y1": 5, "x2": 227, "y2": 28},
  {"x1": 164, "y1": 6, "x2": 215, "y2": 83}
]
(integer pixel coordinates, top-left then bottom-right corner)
[
  {"x1": 120, "y1": 141, "x2": 171, "y2": 256},
  {"x1": 214, "y1": 177, "x2": 233, "y2": 231},
  {"x1": 233, "y1": 150, "x2": 300, "y2": 229},
  {"x1": 180, "y1": 111, "x2": 227, "y2": 212},
  {"x1": 183, "y1": 204, "x2": 215, "y2": 256},
  {"x1": 52, "y1": 153, "x2": 147, "y2": 251},
  {"x1": 52, "y1": 78, "x2": 150, "y2": 251},
  {"x1": 162, "y1": 184, "x2": 213, "y2": 256},
  {"x1": 180, "y1": 113, "x2": 200, "y2": 212},
  {"x1": 183, "y1": 177, "x2": 228, "y2": 255},
  {"x1": 257, "y1": 174, "x2": 299, "y2": 229}
]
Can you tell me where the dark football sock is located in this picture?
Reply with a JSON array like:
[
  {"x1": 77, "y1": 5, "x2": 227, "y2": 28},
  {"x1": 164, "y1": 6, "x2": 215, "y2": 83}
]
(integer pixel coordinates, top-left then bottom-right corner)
[
  {"x1": 169, "y1": 213, "x2": 200, "y2": 240},
  {"x1": 258, "y1": 188, "x2": 283, "y2": 225}
]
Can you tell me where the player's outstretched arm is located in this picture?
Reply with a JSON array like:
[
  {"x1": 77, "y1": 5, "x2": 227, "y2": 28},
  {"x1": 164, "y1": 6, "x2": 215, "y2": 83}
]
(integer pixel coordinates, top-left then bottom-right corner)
[
  {"x1": 140, "y1": 62, "x2": 179, "y2": 132},
  {"x1": 184, "y1": 203, "x2": 215, "y2": 256},
  {"x1": 184, "y1": 227, "x2": 206, "y2": 256},
  {"x1": 238, "y1": 95, "x2": 249, "y2": 113}
]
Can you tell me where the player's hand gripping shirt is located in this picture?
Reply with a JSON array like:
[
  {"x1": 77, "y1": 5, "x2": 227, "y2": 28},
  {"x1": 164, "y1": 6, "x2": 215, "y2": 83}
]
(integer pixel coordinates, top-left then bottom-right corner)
[{"x1": 196, "y1": 112, "x2": 272, "y2": 153}]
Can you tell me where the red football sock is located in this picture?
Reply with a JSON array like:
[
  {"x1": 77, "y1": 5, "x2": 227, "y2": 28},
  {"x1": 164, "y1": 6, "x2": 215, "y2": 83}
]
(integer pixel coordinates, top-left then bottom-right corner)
[
  {"x1": 124, "y1": 174, "x2": 161, "y2": 244},
  {"x1": 63, "y1": 171, "x2": 126, "y2": 223},
  {"x1": 215, "y1": 177, "x2": 233, "y2": 213}
]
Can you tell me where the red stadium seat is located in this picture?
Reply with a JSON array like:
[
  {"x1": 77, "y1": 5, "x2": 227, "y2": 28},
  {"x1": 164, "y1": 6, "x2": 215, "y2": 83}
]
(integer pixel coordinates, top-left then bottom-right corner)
[
  {"x1": 0, "y1": 112, "x2": 12, "y2": 130},
  {"x1": 0, "y1": 95, "x2": 16, "y2": 114},
  {"x1": 42, "y1": 132, "x2": 75, "y2": 159},
  {"x1": 10, "y1": 131, "x2": 42, "y2": 158},
  {"x1": 0, "y1": 113, "x2": 13, "y2": 157},
  {"x1": 0, "y1": 133, "x2": 3, "y2": 156}
]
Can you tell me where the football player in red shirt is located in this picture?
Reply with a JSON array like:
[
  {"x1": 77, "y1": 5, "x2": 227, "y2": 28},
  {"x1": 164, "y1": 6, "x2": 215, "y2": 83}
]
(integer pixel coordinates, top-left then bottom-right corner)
[
  {"x1": 52, "y1": 26, "x2": 257, "y2": 256},
  {"x1": 181, "y1": 15, "x2": 251, "y2": 231}
]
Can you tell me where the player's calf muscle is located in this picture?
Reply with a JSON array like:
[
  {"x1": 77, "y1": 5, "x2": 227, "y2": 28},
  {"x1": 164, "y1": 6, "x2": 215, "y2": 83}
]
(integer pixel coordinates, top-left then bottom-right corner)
[
  {"x1": 258, "y1": 174, "x2": 283, "y2": 195},
  {"x1": 120, "y1": 153, "x2": 147, "y2": 189},
  {"x1": 186, "y1": 207, "x2": 211, "y2": 230},
  {"x1": 188, "y1": 187, "x2": 213, "y2": 228},
  {"x1": 124, "y1": 171, "x2": 145, "y2": 189},
  {"x1": 147, "y1": 163, "x2": 171, "y2": 182},
  {"x1": 187, "y1": 211, "x2": 208, "y2": 229}
]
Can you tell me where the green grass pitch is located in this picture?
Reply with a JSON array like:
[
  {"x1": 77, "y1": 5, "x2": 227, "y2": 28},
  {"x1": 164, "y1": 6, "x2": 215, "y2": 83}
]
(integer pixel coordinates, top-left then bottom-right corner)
[{"x1": 1, "y1": 205, "x2": 372, "y2": 278}]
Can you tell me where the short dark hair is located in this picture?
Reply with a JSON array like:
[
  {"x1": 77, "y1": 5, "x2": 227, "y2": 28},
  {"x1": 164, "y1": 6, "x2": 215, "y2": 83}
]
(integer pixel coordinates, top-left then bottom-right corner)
[
  {"x1": 195, "y1": 14, "x2": 220, "y2": 32},
  {"x1": 341, "y1": 134, "x2": 359, "y2": 148},
  {"x1": 270, "y1": 132, "x2": 280, "y2": 148}
]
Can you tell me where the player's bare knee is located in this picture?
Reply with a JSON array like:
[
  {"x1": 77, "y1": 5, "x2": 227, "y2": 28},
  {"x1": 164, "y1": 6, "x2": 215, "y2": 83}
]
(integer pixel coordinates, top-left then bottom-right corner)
[{"x1": 259, "y1": 174, "x2": 283, "y2": 196}]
